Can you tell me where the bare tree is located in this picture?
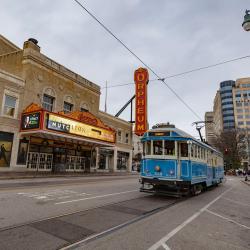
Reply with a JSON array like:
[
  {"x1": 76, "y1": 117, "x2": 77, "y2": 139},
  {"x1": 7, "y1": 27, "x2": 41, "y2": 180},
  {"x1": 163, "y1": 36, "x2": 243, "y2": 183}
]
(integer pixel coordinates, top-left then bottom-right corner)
[{"x1": 214, "y1": 129, "x2": 247, "y2": 170}]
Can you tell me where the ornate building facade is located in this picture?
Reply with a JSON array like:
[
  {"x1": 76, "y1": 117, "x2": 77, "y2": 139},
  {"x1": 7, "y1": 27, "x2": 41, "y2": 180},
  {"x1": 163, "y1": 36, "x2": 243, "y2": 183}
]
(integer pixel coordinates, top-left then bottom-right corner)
[{"x1": 0, "y1": 35, "x2": 132, "y2": 172}]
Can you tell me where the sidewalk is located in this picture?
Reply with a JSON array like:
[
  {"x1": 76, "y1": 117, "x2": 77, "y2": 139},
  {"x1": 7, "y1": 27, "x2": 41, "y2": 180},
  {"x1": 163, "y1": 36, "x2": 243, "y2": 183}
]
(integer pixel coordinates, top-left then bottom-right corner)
[
  {"x1": 0, "y1": 171, "x2": 139, "y2": 189},
  {"x1": 241, "y1": 179, "x2": 250, "y2": 186},
  {"x1": 0, "y1": 170, "x2": 138, "y2": 180}
]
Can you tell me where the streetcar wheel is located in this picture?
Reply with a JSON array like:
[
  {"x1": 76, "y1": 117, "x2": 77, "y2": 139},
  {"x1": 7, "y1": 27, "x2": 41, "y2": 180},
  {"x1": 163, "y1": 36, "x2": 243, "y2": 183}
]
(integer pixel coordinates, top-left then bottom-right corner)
[{"x1": 191, "y1": 184, "x2": 202, "y2": 196}]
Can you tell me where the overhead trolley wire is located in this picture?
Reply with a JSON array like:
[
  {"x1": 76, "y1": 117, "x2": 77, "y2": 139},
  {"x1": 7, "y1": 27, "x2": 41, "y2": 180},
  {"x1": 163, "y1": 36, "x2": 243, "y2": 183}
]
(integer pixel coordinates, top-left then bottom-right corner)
[
  {"x1": 73, "y1": 0, "x2": 207, "y2": 120},
  {"x1": 102, "y1": 55, "x2": 250, "y2": 89}
]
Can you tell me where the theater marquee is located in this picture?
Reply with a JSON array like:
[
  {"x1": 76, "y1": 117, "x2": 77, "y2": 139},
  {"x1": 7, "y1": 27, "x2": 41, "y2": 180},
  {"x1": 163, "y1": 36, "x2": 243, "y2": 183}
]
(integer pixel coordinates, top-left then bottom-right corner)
[
  {"x1": 134, "y1": 68, "x2": 148, "y2": 136},
  {"x1": 46, "y1": 114, "x2": 115, "y2": 143}
]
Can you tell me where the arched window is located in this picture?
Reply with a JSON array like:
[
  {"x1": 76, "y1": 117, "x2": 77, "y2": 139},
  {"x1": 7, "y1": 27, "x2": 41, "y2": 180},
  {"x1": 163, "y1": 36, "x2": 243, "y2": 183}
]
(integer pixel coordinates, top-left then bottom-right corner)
[
  {"x1": 63, "y1": 95, "x2": 74, "y2": 113},
  {"x1": 80, "y1": 102, "x2": 89, "y2": 112},
  {"x1": 42, "y1": 87, "x2": 56, "y2": 111}
]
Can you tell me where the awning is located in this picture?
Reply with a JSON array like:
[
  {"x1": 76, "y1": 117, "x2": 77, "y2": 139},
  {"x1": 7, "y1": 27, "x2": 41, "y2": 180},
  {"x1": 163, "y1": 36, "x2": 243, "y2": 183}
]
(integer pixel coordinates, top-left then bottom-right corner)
[
  {"x1": 20, "y1": 103, "x2": 116, "y2": 146},
  {"x1": 20, "y1": 130, "x2": 115, "y2": 148}
]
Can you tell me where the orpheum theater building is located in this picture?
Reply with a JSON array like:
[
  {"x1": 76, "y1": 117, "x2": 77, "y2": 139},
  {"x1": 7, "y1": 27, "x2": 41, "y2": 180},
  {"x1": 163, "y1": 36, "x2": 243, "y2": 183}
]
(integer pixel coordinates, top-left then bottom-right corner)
[{"x1": 0, "y1": 35, "x2": 132, "y2": 173}]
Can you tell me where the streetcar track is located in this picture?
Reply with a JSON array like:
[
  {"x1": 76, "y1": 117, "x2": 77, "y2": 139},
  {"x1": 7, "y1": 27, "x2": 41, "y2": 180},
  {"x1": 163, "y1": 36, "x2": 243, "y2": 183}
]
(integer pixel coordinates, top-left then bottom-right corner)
[
  {"x1": 0, "y1": 193, "x2": 151, "y2": 232},
  {"x1": 0, "y1": 193, "x2": 185, "y2": 250},
  {"x1": 61, "y1": 196, "x2": 185, "y2": 250}
]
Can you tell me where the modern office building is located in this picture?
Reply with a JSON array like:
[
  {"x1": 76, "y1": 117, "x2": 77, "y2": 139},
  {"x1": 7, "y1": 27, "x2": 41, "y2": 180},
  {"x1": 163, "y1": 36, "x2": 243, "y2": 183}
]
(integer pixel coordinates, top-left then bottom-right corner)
[
  {"x1": 206, "y1": 77, "x2": 250, "y2": 168},
  {"x1": 220, "y1": 80, "x2": 235, "y2": 130},
  {"x1": 233, "y1": 77, "x2": 250, "y2": 131},
  {"x1": 213, "y1": 91, "x2": 223, "y2": 134},
  {"x1": 232, "y1": 77, "x2": 250, "y2": 168},
  {"x1": 204, "y1": 111, "x2": 216, "y2": 146}
]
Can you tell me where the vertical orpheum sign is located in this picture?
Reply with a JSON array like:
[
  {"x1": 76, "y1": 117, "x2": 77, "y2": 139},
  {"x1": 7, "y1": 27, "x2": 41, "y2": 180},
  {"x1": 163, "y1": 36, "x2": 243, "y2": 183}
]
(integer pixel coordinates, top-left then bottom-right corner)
[{"x1": 134, "y1": 67, "x2": 149, "y2": 136}]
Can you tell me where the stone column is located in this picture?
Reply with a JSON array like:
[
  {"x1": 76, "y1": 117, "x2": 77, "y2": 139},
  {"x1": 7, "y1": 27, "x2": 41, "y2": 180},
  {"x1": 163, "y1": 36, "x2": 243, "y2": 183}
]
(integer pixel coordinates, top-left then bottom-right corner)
[
  {"x1": 10, "y1": 132, "x2": 19, "y2": 169},
  {"x1": 113, "y1": 147, "x2": 117, "y2": 172},
  {"x1": 128, "y1": 149, "x2": 133, "y2": 172}
]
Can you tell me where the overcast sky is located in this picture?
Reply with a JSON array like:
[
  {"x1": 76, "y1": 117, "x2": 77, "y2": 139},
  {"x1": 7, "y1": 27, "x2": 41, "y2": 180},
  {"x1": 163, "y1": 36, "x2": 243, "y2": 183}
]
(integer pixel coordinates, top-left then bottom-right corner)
[{"x1": 1, "y1": 0, "x2": 250, "y2": 137}]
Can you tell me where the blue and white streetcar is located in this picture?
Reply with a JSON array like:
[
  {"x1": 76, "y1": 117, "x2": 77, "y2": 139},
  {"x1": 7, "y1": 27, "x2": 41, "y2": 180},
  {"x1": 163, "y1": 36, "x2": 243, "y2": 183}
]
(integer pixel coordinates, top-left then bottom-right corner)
[{"x1": 140, "y1": 123, "x2": 224, "y2": 196}]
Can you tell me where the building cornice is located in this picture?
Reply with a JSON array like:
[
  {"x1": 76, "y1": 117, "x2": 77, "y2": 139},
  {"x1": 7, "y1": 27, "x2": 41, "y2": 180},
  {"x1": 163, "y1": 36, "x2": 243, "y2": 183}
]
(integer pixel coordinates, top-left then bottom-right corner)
[
  {"x1": 0, "y1": 69, "x2": 24, "y2": 87},
  {"x1": 22, "y1": 48, "x2": 100, "y2": 94},
  {"x1": 99, "y1": 111, "x2": 133, "y2": 127}
]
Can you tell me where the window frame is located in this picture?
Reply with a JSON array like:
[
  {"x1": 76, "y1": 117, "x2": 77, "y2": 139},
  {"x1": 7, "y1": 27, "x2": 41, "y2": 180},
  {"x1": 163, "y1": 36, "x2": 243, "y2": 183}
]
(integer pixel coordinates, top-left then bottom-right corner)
[
  {"x1": 125, "y1": 132, "x2": 129, "y2": 144},
  {"x1": 117, "y1": 129, "x2": 122, "y2": 143},
  {"x1": 42, "y1": 94, "x2": 54, "y2": 112},
  {"x1": 1, "y1": 89, "x2": 19, "y2": 119},
  {"x1": 153, "y1": 140, "x2": 163, "y2": 155},
  {"x1": 63, "y1": 101, "x2": 73, "y2": 113}
]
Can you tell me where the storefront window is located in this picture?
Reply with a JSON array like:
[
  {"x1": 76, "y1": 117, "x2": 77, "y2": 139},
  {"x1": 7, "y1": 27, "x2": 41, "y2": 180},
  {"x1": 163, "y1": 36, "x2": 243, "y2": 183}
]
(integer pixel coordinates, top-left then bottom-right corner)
[
  {"x1": 42, "y1": 94, "x2": 54, "y2": 111},
  {"x1": 117, "y1": 151, "x2": 129, "y2": 170},
  {"x1": 99, "y1": 153, "x2": 106, "y2": 169},
  {"x1": 153, "y1": 140, "x2": 163, "y2": 155},
  {"x1": 164, "y1": 141, "x2": 175, "y2": 155},
  {"x1": 98, "y1": 149, "x2": 113, "y2": 170},
  {"x1": 17, "y1": 139, "x2": 29, "y2": 165},
  {"x1": 0, "y1": 132, "x2": 13, "y2": 167},
  {"x1": 4, "y1": 95, "x2": 17, "y2": 117}
]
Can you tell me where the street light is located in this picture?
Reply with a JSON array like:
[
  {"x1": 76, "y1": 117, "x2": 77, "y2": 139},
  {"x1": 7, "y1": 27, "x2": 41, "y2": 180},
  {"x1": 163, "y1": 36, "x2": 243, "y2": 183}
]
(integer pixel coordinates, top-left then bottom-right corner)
[{"x1": 242, "y1": 9, "x2": 250, "y2": 31}]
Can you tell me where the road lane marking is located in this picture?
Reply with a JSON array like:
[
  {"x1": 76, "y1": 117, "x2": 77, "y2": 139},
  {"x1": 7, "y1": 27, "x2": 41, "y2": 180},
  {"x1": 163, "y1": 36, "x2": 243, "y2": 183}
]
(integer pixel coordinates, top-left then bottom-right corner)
[
  {"x1": 162, "y1": 243, "x2": 171, "y2": 250},
  {"x1": 148, "y1": 187, "x2": 233, "y2": 250},
  {"x1": 222, "y1": 197, "x2": 250, "y2": 207},
  {"x1": 206, "y1": 209, "x2": 250, "y2": 230},
  {"x1": 55, "y1": 189, "x2": 138, "y2": 205},
  {"x1": 17, "y1": 190, "x2": 90, "y2": 201}
]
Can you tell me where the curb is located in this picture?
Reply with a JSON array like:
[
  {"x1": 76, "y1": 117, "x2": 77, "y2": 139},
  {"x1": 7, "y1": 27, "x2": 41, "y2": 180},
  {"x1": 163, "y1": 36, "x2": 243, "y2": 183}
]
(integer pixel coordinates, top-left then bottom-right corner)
[
  {"x1": 0, "y1": 172, "x2": 139, "y2": 180},
  {"x1": 241, "y1": 180, "x2": 250, "y2": 186}
]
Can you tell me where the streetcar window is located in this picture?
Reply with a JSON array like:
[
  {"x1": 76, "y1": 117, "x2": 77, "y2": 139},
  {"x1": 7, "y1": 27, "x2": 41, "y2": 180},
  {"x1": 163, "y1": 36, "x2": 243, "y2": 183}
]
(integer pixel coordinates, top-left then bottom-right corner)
[
  {"x1": 153, "y1": 140, "x2": 163, "y2": 155},
  {"x1": 194, "y1": 145, "x2": 197, "y2": 158},
  {"x1": 164, "y1": 141, "x2": 175, "y2": 155},
  {"x1": 180, "y1": 143, "x2": 188, "y2": 157},
  {"x1": 145, "y1": 141, "x2": 151, "y2": 155},
  {"x1": 191, "y1": 145, "x2": 194, "y2": 157}
]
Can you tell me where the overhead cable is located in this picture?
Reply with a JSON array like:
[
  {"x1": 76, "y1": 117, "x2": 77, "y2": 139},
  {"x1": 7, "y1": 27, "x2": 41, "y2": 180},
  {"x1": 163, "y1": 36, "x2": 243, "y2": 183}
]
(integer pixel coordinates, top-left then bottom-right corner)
[
  {"x1": 73, "y1": 0, "x2": 202, "y2": 120},
  {"x1": 101, "y1": 54, "x2": 250, "y2": 89}
]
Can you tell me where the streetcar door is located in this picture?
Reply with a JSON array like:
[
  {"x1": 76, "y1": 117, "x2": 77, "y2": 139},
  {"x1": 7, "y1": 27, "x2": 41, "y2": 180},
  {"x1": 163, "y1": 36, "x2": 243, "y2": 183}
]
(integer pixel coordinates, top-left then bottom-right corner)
[
  {"x1": 176, "y1": 141, "x2": 181, "y2": 178},
  {"x1": 178, "y1": 142, "x2": 189, "y2": 179}
]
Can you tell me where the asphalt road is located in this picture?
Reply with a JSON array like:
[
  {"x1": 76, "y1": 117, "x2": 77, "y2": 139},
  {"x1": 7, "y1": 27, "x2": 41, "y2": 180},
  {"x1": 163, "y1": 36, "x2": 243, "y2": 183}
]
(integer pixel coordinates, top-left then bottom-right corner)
[
  {"x1": 0, "y1": 175, "x2": 249, "y2": 250},
  {"x1": 80, "y1": 177, "x2": 250, "y2": 250}
]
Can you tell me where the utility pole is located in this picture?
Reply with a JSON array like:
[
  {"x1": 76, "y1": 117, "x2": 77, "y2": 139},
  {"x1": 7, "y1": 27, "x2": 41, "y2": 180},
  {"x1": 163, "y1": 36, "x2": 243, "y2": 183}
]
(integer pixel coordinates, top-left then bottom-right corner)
[{"x1": 104, "y1": 81, "x2": 107, "y2": 112}]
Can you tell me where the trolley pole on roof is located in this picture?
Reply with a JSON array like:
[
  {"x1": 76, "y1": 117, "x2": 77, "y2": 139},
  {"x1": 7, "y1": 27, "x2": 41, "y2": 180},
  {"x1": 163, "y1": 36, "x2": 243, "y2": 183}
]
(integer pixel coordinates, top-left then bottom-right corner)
[{"x1": 192, "y1": 121, "x2": 214, "y2": 143}]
